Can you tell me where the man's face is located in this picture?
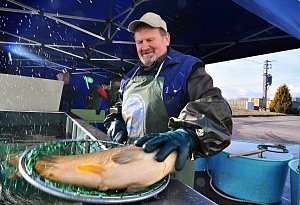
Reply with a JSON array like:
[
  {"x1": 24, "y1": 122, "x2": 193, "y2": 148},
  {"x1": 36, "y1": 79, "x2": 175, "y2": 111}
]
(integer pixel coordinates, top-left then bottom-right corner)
[{"x1": 134, "y1": 27, "x2": 170, "y2": 67}]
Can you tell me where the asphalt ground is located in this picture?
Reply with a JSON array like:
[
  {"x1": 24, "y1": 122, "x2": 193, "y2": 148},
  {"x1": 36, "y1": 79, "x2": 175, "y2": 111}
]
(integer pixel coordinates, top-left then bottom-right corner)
[
  {"x1": 231, "y1": 115, "x2": 300, "y2": 205},
  {"x1": 232, "y1": 115, "x2": 300, "y2": 145}
]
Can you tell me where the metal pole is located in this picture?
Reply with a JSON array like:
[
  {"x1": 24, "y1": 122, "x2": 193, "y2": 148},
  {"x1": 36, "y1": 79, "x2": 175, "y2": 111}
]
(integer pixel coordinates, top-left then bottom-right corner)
[{"x1": 262, "y1": 60, "x2": 271, "y2": 110}]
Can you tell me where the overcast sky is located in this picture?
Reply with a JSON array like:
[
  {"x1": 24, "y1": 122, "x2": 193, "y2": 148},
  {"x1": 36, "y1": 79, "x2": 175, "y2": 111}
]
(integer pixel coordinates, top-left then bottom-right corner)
[{"x1": 206, "y1": 48, "x2": 300, "y2": 100}]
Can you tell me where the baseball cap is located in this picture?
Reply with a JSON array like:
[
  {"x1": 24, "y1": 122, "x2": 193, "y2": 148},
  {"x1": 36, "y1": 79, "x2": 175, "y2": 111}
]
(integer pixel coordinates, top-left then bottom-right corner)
[{"x1": 128, "y1": 12, "x2": 167, "y2": 33}]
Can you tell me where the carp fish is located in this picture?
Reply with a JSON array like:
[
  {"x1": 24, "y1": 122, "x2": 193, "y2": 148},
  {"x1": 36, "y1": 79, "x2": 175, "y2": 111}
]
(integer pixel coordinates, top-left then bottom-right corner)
[{"x1": 34, "y1": 145, "x2": 176, "y2": 191}]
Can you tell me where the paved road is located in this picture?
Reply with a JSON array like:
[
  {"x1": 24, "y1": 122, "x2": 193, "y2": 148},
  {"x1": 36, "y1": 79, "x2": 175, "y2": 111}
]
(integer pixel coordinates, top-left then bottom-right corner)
[{"x1": 232, "y1": 115, "x2": 300, "y2": 144}]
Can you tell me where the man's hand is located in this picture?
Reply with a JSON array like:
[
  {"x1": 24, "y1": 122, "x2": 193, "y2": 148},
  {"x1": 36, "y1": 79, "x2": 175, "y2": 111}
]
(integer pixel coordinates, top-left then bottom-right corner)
[
  {"x1": 134, "y1": 128, "x2": 198, "y2": 171},
  {"x1": 107, "y1": 119, "x2": 127, "y2": 143}
]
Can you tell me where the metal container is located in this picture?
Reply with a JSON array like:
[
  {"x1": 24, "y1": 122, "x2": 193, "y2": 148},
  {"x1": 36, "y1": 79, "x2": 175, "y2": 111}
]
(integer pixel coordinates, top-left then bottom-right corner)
[
  {"x1": 289, "y1": 159, "x2": 299, "y2": 205},
  {"x1": 0, "y1": 110, "x2": 184, "y2": 205},
  {"x1": 209, "y1": 140, "x2": 293, "y2": 204},
  {"x1": 0, "y1": 110, "x2": 107, "y2": 204}
]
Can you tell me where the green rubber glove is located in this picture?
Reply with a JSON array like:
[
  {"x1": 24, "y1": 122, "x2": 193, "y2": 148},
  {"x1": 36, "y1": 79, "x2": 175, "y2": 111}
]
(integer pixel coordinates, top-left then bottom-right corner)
[
  {"x1": 134, "y1": 128, "x2": 198, "y2": 171},
  {"x1": 107, "y1": 119, "x2": 127, "y2": 143}
]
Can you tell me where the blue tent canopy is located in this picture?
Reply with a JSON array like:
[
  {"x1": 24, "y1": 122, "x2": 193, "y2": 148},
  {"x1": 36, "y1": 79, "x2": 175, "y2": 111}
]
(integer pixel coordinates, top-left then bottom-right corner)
[
  {"x1": 0, "y1": 0, "x2": 300, "y2": 81},
  {"x1": 234, "y1": 0, "x2": 300, "y2": 41}
]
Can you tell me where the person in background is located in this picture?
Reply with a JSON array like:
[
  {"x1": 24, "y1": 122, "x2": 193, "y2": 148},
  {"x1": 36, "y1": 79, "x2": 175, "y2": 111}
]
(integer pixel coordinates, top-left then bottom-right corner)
[
  {"x1": 107, "y1": 78, "x2": 121, "y2": 109},
  {"x1": 98, "y1": 83, "x2": 109, "y2": 115},
  {"x1": 104, "y1": 12, "x2": 232, "y2": 186},
  {"x1": 59, "y1": 72, "x2": 78, "y2": 114},
  {"x1": 85, "y1": 83, "x2": 108, "y2": 111},
  {"x1": 85, "y1": 82, "x2": 109, "y2": 131}
]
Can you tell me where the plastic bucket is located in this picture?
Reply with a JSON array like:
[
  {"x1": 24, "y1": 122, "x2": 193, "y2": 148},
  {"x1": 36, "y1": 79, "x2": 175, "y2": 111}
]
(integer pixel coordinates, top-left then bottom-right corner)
[
  {"x1": 209, "y1": 140, "x2": 293, "y2": 204},
  {"x1": 195, "y1": 158, "x2": 209, "y2": 171},
  {"x1": 289, "y1": 159, "x2": 299, "y2": 205}
]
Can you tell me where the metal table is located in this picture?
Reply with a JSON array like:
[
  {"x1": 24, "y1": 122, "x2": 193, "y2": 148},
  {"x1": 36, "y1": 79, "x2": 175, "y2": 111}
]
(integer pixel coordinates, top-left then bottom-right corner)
[{"x1": 135, "y1": 179, "x2": 216, "y2": 205}]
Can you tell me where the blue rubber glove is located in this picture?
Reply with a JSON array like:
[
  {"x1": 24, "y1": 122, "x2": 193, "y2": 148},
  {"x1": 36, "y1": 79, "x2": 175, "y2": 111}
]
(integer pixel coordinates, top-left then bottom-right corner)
[
  {"x1": 107, "y1": 119, "x2": 127, "y2": 143},
  {"x1": 134, "y1": 128, "x2": 198, "y2": 171}
]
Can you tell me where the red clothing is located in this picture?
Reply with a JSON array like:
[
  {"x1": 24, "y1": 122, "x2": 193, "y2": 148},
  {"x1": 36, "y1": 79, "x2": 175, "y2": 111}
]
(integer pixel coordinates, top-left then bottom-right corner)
[{"x1": 97, "y1": 87, "x2": 108, "y2": 98}]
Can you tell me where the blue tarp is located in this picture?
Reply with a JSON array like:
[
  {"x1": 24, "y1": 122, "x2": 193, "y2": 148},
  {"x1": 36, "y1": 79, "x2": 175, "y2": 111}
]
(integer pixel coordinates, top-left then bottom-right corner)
[
  {"x1": 0, "y1": 0, "x2": 299, "y2": 80},
  {"x1": 234, "y1": 0, "x2": 300, "y2": 41}
]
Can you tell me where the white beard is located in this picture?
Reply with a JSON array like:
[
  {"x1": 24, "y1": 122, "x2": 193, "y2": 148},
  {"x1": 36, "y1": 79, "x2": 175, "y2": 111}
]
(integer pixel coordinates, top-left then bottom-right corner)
[{"x1": 141, "y1": 54, "x2": 157, "y2": 67}]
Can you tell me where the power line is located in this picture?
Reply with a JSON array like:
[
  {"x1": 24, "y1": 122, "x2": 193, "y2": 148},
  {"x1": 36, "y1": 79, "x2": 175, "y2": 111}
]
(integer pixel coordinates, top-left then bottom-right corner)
[{"x1": 241, "y1": 58, "x2": 264, "y2": 65}]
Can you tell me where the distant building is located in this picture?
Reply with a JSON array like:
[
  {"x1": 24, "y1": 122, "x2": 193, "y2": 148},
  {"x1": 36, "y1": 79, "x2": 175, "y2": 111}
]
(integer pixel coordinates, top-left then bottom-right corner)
[
  {"x1": 292, "y1": 97, "x2": 300, "y2": 111},
  {"x1": 294, "y1": 97, "x2": 300, "y2": 102}
]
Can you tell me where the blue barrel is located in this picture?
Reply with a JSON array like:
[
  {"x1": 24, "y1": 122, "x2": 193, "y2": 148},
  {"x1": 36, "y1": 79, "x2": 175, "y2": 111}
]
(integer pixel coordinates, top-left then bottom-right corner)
[
  {"x1": 195, "y1": 158, "x2": 208, "y2": 171},
  {"x1": 289, "y1": 159, "x2": 299, "y2": 205},
  {"x1": 209, "y1": 140, "x2": 293, "y2": 204}
]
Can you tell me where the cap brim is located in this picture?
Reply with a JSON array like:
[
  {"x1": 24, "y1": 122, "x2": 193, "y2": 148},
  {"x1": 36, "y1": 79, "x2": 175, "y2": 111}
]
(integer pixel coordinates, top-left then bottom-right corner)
[
  {"x1": 128, "y1": 20, "x2": 165, "y2": 33},
  {"x1": 128, "y1": 20, "x2": 142, "y2": 33}
]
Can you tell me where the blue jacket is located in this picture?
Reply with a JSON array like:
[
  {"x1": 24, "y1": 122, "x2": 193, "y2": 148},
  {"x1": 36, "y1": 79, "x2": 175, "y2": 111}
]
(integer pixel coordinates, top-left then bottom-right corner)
[
  {"x1": 114, "y1": 48, "x2": 232, "y2": 158},
  {"x1": 120, "y1": 48, "x2": 201, "y2": 118}
]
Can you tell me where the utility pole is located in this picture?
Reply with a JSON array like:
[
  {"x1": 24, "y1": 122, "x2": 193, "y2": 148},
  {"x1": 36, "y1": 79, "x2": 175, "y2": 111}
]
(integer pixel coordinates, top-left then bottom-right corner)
[{"x1": 262, "y1": 60, "x2": 272, "y2": 110}]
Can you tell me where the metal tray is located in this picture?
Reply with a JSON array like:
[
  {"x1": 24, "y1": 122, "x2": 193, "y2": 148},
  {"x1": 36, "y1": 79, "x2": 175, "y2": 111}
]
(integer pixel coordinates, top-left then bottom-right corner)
[{"x1": 18, "y1": 139, "x2": 170, "y2": 204}]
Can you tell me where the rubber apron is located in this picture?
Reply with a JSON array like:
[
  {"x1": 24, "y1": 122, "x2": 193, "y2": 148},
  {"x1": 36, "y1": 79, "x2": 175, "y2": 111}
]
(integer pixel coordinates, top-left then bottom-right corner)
[{"x1": 122, "y1": 62, "x2": 194, "y2": 187}]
